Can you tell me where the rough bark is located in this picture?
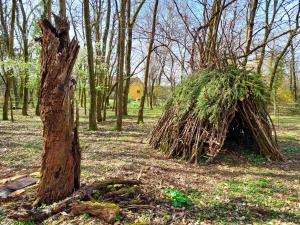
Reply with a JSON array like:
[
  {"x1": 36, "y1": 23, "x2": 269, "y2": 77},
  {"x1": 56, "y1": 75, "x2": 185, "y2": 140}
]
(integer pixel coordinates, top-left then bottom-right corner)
[
  {"x1": 71, "y1": 201, "x2": 120, "y2": 223},
  {"x1": 36, "y1": 16, "x2": 81, "y2": 204}
]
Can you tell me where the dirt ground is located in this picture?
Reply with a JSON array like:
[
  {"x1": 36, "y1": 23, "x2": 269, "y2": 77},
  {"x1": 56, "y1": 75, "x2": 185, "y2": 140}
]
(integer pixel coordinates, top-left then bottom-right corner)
[{"x1": 0, "y1": 107, "x2": 299, "y2": 225}]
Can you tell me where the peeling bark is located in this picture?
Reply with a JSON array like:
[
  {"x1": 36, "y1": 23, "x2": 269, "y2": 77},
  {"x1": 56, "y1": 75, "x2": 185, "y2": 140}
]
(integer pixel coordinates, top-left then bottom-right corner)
[{"x1": 36, "y1": 15, "x2": 80, "y2": 204}]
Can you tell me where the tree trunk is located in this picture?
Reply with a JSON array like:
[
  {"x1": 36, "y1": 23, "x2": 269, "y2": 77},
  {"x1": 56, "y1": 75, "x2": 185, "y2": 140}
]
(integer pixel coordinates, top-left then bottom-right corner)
[
  {"x1": 83, "y1": 0, "x2": 97, "y2": 130},
  {"x1": 19, "y1": 0, "x2": 30, "y2": 116},
  {"x1": 123, "y1": 0, "x2": 146, "y2": 116},
  {"x1": 290, "y1": 43, "x2": 297, "y2": 101},
  {"x1": 12, "y1": 77, "x2": 19, "y2": 108},
  {"x1": 3, "y1": 74, "x2": 11, "y2": 120},
  {"x1": 37, "y1": 16, "x2": 81, "y2": 204},
  {"x1": 242, "y1": 0, "x2": 258, "y2": 66},
  {"x1": 95, "y1": 1, "x2": 103, "y2": 122},
  {"x1": 42, "y1": 0, "x2": 52, "y2": 20},
  {"x1": 2, "y1": 0, "x2": 16, "y2": 120},
  {"x1": 59, "y1": 0, "x2": 66, "y2": 18},
  {"x1": 122, "y1": 0, "x2": 132, "y2": 116},
  {"x1": 35, "y1": 85, "x2": 41, "y2": 116},
  {"x1": 116, "y1": 0, "x2": 127, "y2": 131},
  {"x1": 137, "y1": 0, "x2": 159, "y2": 124}
]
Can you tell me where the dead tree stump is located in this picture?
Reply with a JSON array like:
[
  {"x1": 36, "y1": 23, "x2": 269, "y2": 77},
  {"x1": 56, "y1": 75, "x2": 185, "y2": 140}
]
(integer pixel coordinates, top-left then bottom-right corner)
[{"x1": 36, "y1": 15, "x2": 80, "y2": 204}]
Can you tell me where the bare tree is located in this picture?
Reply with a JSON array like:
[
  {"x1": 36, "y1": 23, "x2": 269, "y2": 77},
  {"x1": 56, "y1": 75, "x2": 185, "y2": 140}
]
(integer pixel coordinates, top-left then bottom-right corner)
[
  {"x1": 137, "y1": 0, "x2": 159, "y2": 124},
  {"x1": 123, "y1": 0, "x2": 146, "y2": 116},
  {"x1": 84, "y1": 0, "x2": 97, "y2": 130},
  {"x1": 1, "y1": 0, "x2": 16, "y2": 120},
  {"x1": 116, "y1": 0, "x2": 127, "y2": 131}
]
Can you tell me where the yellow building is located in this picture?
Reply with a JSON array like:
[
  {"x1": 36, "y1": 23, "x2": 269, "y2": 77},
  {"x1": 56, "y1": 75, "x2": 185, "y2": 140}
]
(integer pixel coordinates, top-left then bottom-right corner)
[{"x1": 128, "y1": 77, "x2": 144, "y2": 101}]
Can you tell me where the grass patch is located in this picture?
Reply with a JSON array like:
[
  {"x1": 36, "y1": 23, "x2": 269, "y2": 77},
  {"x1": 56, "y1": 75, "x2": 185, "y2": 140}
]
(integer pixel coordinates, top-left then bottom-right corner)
[
  {"x1": 188, "y1": 178, "x2": 299, "y2": 224},
  {"x1": 281, "y1": 145, "x2": 300, "y2": 154}
]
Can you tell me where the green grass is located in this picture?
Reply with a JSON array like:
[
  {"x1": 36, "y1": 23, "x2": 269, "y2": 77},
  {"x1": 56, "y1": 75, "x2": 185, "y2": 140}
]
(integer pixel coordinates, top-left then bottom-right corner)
[{"x1": 188, "y1": 177, "x2": 300, "y2": 224}]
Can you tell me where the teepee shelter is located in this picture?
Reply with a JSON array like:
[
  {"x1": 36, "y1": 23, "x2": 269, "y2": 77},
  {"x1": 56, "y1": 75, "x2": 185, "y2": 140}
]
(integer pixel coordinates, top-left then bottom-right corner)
[{"x1": 150, "y1": 67, "x2": 284, "y2": 163}]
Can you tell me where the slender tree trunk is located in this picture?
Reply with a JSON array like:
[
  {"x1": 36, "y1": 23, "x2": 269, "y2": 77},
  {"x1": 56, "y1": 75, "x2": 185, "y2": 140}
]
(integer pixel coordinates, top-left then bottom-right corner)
[
  {"x1": 19, "y1": 77, "x2": 24, "y2": 105},
  {"x1": 42, "y1": 0, "x2": 52, "y2": 20},
  {"x1": 290, "y1": 43, "x2": 297, "y2": 101},
  {"x1": 149, "y1": 78, "x2": 155, "y2": 110},
  {"x1": 95, "y1": 2, "x2": 103, "y2": 122},
  {"x1": 12, "y1": 77, "x2": 19, "y2": 108},
  {"x1": 59, "y1": 0, "x2": 66, "y2": 18},
  {"x1": 19, "y1": 0, "x2": 30, "y2": 115},
  {"x1": 242, "y1": 0, "x2": 258, "y2": 66},
  {"x1": 3, "y1": 74, "x2": 11, "y2": 120},
  {"x1": 37, "y1": 16, "x2": 80, "y2": 204},
  {"x1": 123, "y1": 0, "x2": 131, "y2": 116},
  {"x1": 2, "y1": 0, "x2": 16, "y2": 120},
  {"x1": 137, "y1": 0, "x2": 159, "y2": 124},
  {"x1": 123, "y1": 0, "x2": 145, "y2": 116},
  {"x1": 35, "y1": 86, "x2": 41, "y2": 116},
  {"x1": 102, "y1": 12, "x2": 115, "y2": 121},
  {"x1": 83, "y1": 0, "x2": 97, "y2": 130},
  {"x1": 116, "y1": 0, "x2": 127, "y2": 131}
]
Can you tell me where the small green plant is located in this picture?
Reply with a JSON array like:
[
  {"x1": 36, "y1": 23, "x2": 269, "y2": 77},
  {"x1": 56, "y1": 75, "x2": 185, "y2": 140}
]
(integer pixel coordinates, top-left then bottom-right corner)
[
  {"x1": 282, "y1": 146, "x2": 300, "y2": 154},
  {"x1": 115, "y1": 213, "x2": 121, "y2": 221},
  {"x1": 82, "y1": 213, "x2": 90, "y2": 219},
  {"x1": 13, "y1": 221, "x2": 35, "y2": 225},
  {"x1": 165, "y1": 188, "x2": 193, "y2": 208}
]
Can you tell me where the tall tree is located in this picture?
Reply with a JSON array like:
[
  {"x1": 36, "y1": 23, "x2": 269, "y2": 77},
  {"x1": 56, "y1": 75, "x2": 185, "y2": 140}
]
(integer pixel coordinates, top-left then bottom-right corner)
[
  {"x1": 256, "y1": 0, "x2": 281, "y2": 74},
  {"x1": 123, "y1": 0, "x2": 146, "y2": 116},
  {"x1": 137, "y1": 0, "x2": 159, "y2": 124},
  {"x1": 37, "y1": 15, "x2": 80, "y2": 204},
  {"x1": 18, "y1": 0, "x2": 30, "y2": 115},
  {"x1": 1, "y1": 0, "x2": 16, "y2": 120},
  {"x1": 84, "y1": 0, "x2": 97, "y2": 130},
  {"x1": 116, "y1": 0, "x2": 127, "y2": 131},
  {"x1": 242, "y1": 0, "x2": 258, "y2": 66},
  {"x1": 289, "y1": 41, "x2": 297, "y2": 101},
  {"x1": 98, "y1": 0, "x2": 111, "y2": 121}
]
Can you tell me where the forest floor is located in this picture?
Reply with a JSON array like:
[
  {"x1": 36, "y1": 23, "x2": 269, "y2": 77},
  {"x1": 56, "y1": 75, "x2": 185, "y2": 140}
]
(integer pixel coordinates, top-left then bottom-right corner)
[{"x1": 0, "y1": 104, "x2": 300, "y2": 225}]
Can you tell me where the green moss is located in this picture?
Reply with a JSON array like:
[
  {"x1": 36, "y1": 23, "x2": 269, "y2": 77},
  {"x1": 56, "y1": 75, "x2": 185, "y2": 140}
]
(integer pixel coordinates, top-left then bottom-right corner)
[
  {"x1": 79, "y1": 201, "x2": 120, "y2": 211},
  {"x1": 92, "y1": 192, "x2": 100, "y2": 199},
  {"x1": 128, "y1": 197, "x2": 141, "y2": 205},
  {"x1": 127, "y1": 222, "x2": 150, "y2": 225}
]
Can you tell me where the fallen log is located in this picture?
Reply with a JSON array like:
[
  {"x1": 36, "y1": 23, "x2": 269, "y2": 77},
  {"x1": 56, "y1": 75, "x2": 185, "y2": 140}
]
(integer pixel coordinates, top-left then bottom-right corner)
[{"x1": 72, "y1": 201, "x2": 120, "y2": 223}]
